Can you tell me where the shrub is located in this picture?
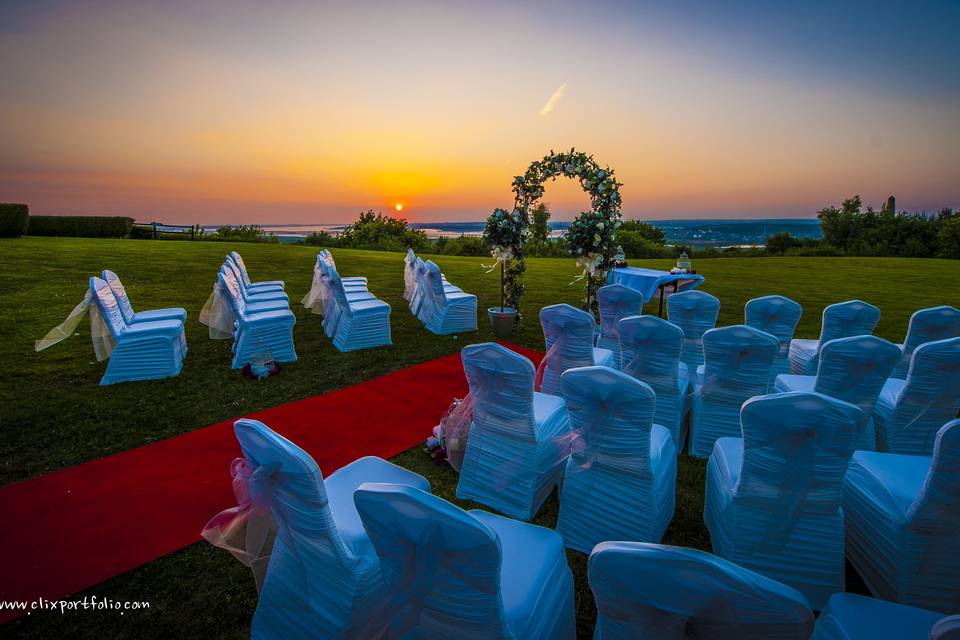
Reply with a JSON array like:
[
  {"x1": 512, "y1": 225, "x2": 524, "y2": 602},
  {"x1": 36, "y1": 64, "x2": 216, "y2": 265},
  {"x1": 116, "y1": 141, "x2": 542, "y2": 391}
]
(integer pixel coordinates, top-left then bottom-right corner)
[
  {"x1": 204, "y1": 225, "x2": 277, "y2": 243},
  {"x1": 618, "y1": 219, "x2": 666, "y2": 245},
  {"x1": 303, "y1": 230, "x2": 339, "y2": 247},
  {"x1": 0, "y1": 203, "x2": 29, "y2": 237},
  {"x1": 618, "y1": 231, "x2": 670, "y2": 259},
  {"x1": 440, "y1": 235, "x2": 487, "y2": 256},
  {"x1": 765, "y1": 231, "x2": 802, "y2": 254},
  {"x1": 938, "y1": 215, "x2": 960, "y2": 259},
  {"x1": 28, "y1": 215, "x2": 133, "y2": 238},
  {"x1": 338, "y1": 209, "x2": 429, "y2": 253}
]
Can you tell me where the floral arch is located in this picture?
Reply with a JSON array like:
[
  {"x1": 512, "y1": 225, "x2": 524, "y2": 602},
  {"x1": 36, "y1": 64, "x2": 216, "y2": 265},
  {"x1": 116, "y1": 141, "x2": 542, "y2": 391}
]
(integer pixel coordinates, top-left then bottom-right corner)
[{"x1": 484, "y1": 148, "x2": 623, "y2": 321}]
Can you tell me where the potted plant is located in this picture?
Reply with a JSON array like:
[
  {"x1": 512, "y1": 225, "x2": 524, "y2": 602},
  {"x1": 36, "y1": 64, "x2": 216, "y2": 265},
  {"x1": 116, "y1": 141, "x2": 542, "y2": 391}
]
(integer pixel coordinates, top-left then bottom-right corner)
[{"x1": 483, "y1": 207, "x2": 525, "y2": 337}]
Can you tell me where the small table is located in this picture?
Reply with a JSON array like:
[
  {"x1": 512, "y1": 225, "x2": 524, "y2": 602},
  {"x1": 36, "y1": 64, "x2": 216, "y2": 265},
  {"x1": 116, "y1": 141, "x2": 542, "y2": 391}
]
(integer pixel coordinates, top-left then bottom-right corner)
[{"x1": 606, "y1": 267, "x2": 705, "y2": 317}]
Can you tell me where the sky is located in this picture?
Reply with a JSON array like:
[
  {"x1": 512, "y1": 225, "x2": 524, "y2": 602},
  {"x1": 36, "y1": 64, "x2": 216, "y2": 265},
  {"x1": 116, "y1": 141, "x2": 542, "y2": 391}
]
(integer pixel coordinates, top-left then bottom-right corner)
[{"x1": 1, "y1": 0, "x2": 958, "y2": 224}]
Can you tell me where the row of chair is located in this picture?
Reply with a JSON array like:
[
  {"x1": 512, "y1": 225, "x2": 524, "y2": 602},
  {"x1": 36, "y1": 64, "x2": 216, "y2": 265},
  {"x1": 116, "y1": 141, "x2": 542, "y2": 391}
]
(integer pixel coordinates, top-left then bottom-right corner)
[
  {"x1": 404, "y1": 249, "x2": 478, "y2": 334},
  {"x1": 208, "y1": 417, "x2": 959, "y2": 638},
  {"x1": 304, "y1": 250, "x2": 393, "y2": 352},
  {"x1": 453, "y1": 340, "x2": 960, "y2": 612},
  {"x1": 201, "y1": 252, "x2": 298, "y2": 369},
  {"x1": 559, "y1": 293, "x2": 960, "y2": 457}
]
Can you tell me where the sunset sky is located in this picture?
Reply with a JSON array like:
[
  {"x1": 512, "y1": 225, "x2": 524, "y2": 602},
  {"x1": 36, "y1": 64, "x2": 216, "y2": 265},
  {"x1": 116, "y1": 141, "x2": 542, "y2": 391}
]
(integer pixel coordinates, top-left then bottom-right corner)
[{"x1": 1, "y1": 0, "x2": 958, "y2": 224}]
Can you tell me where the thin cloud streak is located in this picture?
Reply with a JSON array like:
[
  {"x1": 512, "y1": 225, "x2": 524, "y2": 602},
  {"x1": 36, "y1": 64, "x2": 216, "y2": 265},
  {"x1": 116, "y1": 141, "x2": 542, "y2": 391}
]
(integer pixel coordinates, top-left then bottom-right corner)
[{"x1": 539, "y1": 83, "x2": 567, "y2": 116}]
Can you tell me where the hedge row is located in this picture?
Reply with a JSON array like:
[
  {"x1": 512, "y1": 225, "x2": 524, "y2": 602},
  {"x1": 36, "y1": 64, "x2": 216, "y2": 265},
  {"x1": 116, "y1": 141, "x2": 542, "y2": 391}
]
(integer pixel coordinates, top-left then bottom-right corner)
[
  {"x1": 28, "y1": 215, "x2": 134, "y2": 238},
  {"x1": 0, "y1": 203, "x2": 29, "y2": 237}
]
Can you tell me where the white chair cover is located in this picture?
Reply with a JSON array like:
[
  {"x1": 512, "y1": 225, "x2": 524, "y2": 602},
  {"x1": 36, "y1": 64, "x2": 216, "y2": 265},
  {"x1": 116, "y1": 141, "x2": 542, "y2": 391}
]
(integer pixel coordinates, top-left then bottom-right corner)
[
  {"x1": 667, "y1": 289, "x2": 721, "y2": 371},
  {"x1": 556, "y1": 366, "x2": 676, "y2": 552},
  {"x1": 619, "y1": 314, "x2": 689, "y2": 449},
  {"x1": 203, "y1": 419, "x2": 428, "y2": 639},
  {"x1": 775, "y1": 335, "x2": 901, "y2": 450},
  {"x1": 789, "y1": 300, "x2": 880, "y2": 375},
  {"x1": 353, "y1": 482, "x2": 576, "y2": 639},
  {"x1": 812, "y1": 593, "x2": 955, "y2": 640},
  {"x1": 704, "y1": 391, "x2": 862, "y2": 609},
  {"x1": 596, "y1": 284, "x2": 645, "y2": 369},
  {"x1": 843, "y1": 419, "x2": 960, "y2": 613},
  {"x1": 893, "y1": 306, "x2": 960, "y2": 379},
  {"x1": 455, "y1": 343, "x2": 570, "y2": 520},
  {"x1": 745, "y1": 295, "x2": 803, "y2": 382},
  {"x1": 539, "y1": 304, "x2": 614, "y2": 396},
  {"x1": 689, "y1": 324, "x2": 779, "y2": 458},
  {"x1": 589, "y1": 542, "x2": 815, "y2": 639},
  {"x1": 874, "y1": 337, "x2": 960, "y2": 454}
]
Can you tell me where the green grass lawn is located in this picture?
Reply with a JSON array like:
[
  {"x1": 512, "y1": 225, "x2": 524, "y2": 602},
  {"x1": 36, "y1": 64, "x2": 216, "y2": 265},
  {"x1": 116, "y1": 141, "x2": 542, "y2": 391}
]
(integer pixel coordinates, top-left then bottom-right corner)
[{"x1": 2, "y1": 236, "x2": 957, "y2": 639}]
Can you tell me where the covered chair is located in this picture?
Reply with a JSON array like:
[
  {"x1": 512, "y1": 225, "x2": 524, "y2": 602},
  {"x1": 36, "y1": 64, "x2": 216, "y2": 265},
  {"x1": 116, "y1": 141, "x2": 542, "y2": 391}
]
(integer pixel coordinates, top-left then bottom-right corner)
[
  {"x1": 688, "y1": 325, "x2": 779, "y2": 458},
  {"x1": 873, "y1": 336, "x2": 960, "y2": 455},
  {"x1": 419, "y1": 260, "x2": 477, "y2": 335},
  {"x1": 811, "y1": 593, "x2": 958, "y2": 640},
  {"x1": 618, "y1": 315, "x2": 689, "y2": 450},
  {"x1": 225, "y1": 256, "x2": 289, "y2": 304},
  {"x1": 789, "y1": 300, "x2": 880, "y2": 375},
  {"x1": 893, "y1": 305, "x2": 960, "y2": 379},
  {"x1": 596, "y1": 284, "x2": 645, "y2": 369},
  {"x1": 556, "y1": 367, "x2": 676, "y2": 552},
  {"x1": 317, "y1": 261, "x2": 375, "y2": 339},
  {"x1": 229, "y1": 251, "x2": 285, "y2": 291},
  {"x1": 538, "y1": 304, "x2": 615, "y2": 396},
  {"x1": 745, "y1": 295, "x2": 803, "y2": 382},
  {"x1": 325, "y1": 267, "x2": 392, "y2": 352},
  {"x1": 318, "y1": 250, "x2": 367, "y2": 285},
  {"x1": 217, "y1": 419, "x2": 429, "y2": 639},
  {"x1": 775, "y1": 335, "x2": 901, "y2": 450},
  {"x1": 842, "y1": 419, "x2": 960, "y2": 614},
  {"x1": 667, "y1": 289, "x2": 720, "y2": 371},
  {"x1": 402, "y1": 248, "x2": 417, "y2": 302},
  {"x1": 589, "y1": 542, "x2": 815, "y2": 640},
  {"x1": 217, "y1": 269, "x2": 297, "y2": 368},
  {"x1": 86, "y1": 276, "x2": 187, "y2": 385},
  {"x1": 704, "y1": 392, "x2": 862, "y2": 609},
  {"x1": 456, "y1": 343, "x2": 570, "y2": 521},
  {"x1": 353, "y1": 483, "x2": 575, "y2": 639},
  {"x1": 102, "y1": 270, "x2": 187, "y2": 325}
]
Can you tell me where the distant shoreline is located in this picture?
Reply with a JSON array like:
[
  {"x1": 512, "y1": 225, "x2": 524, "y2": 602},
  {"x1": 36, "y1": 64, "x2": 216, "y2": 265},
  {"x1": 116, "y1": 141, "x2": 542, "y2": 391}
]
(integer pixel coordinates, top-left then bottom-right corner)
[{"x1": 200, "y1": 218, "x2": 823, "y2": 246}]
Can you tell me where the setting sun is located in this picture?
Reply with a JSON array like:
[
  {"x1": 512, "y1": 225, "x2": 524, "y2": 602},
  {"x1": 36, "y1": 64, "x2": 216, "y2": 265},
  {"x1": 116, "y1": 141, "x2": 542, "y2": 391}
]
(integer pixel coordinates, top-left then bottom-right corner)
[{"x1": 395, "y1": 203, "x2": 403, "y2": 212}]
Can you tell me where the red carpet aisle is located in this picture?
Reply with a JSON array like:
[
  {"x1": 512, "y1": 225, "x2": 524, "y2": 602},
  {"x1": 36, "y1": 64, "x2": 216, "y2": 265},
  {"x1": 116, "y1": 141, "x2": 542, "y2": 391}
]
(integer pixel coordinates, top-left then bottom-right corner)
[{"x1": 0, "y1": 345, "x2": 543, "y2": 623}]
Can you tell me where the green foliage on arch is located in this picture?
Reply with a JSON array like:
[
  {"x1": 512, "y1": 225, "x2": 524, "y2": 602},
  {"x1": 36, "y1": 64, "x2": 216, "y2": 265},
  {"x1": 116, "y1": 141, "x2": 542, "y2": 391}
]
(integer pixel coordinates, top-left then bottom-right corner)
[{"x1": 484, "y1": 148, "x2": 623, "y2": 321}]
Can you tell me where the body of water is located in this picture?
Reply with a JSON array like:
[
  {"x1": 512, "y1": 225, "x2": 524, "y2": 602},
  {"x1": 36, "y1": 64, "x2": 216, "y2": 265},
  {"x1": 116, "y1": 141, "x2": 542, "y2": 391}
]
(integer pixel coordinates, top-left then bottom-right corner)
[{"x1": 202, "y1": 218, "x2": 822, "y2": 247}]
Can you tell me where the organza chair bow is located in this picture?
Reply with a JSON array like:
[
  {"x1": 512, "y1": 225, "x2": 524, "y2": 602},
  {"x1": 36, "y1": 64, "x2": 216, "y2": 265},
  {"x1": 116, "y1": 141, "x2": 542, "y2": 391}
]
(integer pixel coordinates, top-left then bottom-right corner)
[
  {"x1": 789, "y1": 299, "x2": 880, "y2": 375},
  {"x1": 539, "y1": 304, "x2": 615, "y2": 396},
  {"x1": 555, "y1": 366, "x2": 676, "y2": 552},
  {"x1": 203, "y1": 419, "x2": 430, "y2": 639},
  {"x1": 667, "y1": 289, "x2": 720, "y2": 371},
  {"x1": 589, "y1": 542, "x2": 815, "y2": 640},
  {"x1": 456, "y1": 343, "x2": 571, "y2": 521},
  {"x1": 704, "y1": 391, "x2": 862, "y2": 609},
  {"x1": 619, "y1": 314, "x2": 689, "y2": 449},
  {"x1": 842, "y1": 419, "x2": 960, "y2": 614},
  {"x1": 354, "y1": 483, "x2": 575, "y2": 640},
  {"x1": 596, "y1": 284, "x2": 645, "y2": 369}
]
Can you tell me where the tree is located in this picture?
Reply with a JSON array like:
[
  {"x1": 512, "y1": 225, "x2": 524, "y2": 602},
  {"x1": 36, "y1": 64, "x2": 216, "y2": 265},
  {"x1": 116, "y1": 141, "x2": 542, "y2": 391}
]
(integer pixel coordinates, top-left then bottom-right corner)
[
  {"x1": 529, "y1": 203, "x2": 551, "y2": 245},
  {"x1": 618, "y1": 219, "x2": 666, "y2": 245},
  {"x1": 765, "y1": 232, "x2": 802, "y2": 254},
  {"x1": 618, "y1": 231, "x2": 669, "y2": 259},
  {"x1": 338, "y1": 209, "x2": 429, "y2": 252},
  {"x1": 938, "y1": 215, "x2": 960, "y2": 259}
]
